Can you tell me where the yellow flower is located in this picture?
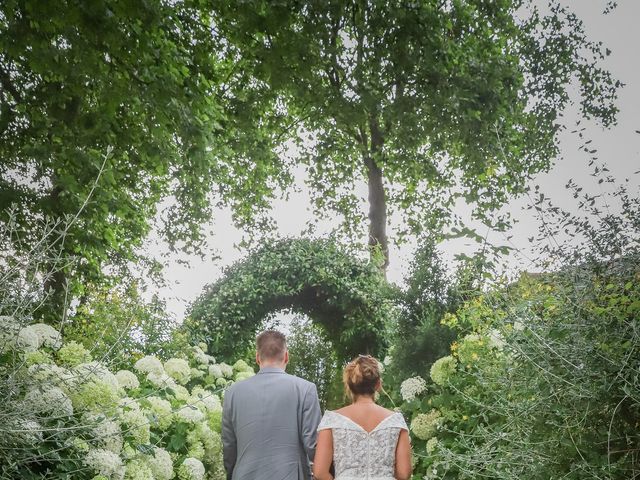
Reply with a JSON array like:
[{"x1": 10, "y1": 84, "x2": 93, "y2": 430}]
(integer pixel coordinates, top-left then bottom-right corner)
[{"x1": 462, "y1": 415, "x2": 469, "y2": 421}]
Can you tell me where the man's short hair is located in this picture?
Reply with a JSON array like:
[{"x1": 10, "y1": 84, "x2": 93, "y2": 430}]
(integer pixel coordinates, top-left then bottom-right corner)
[{"x1": 256, "y1": 330, "x2": 287, "y2": 361}]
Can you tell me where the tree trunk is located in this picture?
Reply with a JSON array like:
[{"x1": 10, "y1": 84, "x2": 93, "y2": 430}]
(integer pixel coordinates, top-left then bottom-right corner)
[
  {"x1": 39, "y1": 179, "x2": 69, "y2": 326},
  {"x1": 364, "y1": 117, "x2": 389, "y2": 273}
]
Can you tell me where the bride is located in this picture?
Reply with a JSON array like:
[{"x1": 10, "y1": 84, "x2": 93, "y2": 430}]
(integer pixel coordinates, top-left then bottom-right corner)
[{"x1": 313, "y1": 355, "x2": 412, "y2": 480}]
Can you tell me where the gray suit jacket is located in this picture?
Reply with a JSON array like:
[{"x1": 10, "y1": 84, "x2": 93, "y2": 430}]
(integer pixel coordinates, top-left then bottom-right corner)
[{"x1": 222, "y1": 367, "x2": 322, "y2": 480}]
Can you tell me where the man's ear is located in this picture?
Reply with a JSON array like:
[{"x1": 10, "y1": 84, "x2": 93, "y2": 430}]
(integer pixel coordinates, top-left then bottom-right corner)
[
  {"x1": 255, "y1": 352, "x2": 261, "y2": 366},
  {"x1": 283, "y1": 350, "x2": 289, "y2": 365}
]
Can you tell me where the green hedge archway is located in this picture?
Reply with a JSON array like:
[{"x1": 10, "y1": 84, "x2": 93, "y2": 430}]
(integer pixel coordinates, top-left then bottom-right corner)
[{"x1": 186, "y1": 238, "x2": 395, "y2": 361}]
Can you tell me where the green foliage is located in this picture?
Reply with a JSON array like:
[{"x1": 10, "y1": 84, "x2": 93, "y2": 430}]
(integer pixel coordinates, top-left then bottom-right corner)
[
  {"x1": 387, "y1": 239, "x2": 460, "y2": 382},
  {"x1": 285, "y1": 317, "x2": 341, "y2": 409},
  {"x1": 64, "y1": 285, "x2": 178, "y2": 369},
  {"x1": 210, "y1": 0, "x2": 621, "y2": 263},
  {"x1": 186, "y1": 237, "x2": 395, "y2": 361}
]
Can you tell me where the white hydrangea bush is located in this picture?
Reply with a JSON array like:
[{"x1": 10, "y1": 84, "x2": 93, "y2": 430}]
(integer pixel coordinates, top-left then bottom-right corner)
[{"x1": 0, "y1": 319, "x2": 253, "y2": 479}]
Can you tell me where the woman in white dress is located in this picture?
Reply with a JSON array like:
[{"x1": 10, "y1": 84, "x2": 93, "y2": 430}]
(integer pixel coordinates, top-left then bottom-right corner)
[{"x1": 313, "y1": 355, "x2": 412, "y2": 480}]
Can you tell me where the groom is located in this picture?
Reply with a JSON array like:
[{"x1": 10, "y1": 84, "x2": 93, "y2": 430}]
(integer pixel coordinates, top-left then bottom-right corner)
[{"x1": 222, "y1": 330, "x2": 322, "y2": 480}]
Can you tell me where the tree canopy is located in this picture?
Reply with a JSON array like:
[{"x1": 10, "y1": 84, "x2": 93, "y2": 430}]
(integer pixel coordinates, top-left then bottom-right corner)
[
  {"x1": 0, "y1": 0, "x2": 289, "y2": 319},
  {"x1": 211, "y1": 0, "x2": 621, "y2": 269}
]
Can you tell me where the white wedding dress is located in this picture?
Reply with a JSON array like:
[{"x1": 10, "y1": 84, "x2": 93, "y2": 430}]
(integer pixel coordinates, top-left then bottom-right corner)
[{"x1": 317, "y1": 410, "x2": 409, "y2": 480}]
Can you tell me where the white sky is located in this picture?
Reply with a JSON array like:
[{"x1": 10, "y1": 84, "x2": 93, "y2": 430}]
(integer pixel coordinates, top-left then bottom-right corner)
[{"x1": 142, "y1": 1, "x2": 640, "y2": 321}]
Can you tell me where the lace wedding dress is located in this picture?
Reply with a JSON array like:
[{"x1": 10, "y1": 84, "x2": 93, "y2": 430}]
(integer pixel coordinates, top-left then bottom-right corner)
[{"x1": 317, "y1": 410, "x2": 409, "y2": 480}]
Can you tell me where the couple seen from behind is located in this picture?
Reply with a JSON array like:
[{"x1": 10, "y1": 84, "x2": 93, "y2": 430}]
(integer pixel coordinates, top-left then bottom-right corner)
[{"x1": 222, "y1": 330, "x2": 412, "y2": 480}]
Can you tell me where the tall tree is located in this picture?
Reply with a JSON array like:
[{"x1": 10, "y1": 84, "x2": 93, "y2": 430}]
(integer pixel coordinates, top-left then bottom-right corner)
[
  {"x1": 0, "y1": 0, "x2": 287, "y2": 321},
  {"x1": 212, "y1": 0, "x2": 620, "y2": 271}
]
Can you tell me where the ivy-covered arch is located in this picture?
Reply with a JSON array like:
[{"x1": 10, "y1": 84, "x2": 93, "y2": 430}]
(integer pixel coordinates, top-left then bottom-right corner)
[{"x1": 186, "y1": 238, "x2": 395, "y2": 361}]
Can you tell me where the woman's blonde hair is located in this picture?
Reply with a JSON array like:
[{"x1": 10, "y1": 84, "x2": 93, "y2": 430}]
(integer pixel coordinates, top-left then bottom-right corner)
[{"x1": 343, "y1": 354, "x2": 381, "y2": 398}]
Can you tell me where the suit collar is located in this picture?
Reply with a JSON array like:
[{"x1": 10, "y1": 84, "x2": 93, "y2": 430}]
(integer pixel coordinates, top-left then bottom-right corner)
[{"x1": 258, "y1": 366, "x2": 286, "y2": 374}]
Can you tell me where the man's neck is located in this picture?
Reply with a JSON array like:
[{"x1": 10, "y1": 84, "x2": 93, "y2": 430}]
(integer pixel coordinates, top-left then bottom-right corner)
[{"x1": 259, "y1": 363, "x2": 286, "y2": 370}]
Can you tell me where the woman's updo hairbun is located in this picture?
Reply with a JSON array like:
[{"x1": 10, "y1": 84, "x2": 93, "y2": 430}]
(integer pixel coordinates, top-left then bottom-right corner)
[{"x1": 343, "y1": 355, "x2": 381, "y2": 397}]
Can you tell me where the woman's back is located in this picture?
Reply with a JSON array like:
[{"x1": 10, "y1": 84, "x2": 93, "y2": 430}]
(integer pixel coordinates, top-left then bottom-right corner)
[
  {"x1": 317, "y1": 407, "x2": 408, "y2": 480},
  {"x1": 313, "y1": 356, "x2": 412, "y2": 480}
]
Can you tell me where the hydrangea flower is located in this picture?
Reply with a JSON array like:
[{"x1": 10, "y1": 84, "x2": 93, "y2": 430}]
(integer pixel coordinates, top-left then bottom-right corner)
[
  {"x1": 28, "y1": 363, "x2": 76, "y2": 390},
  {"x1": 190, "y1": 387, "x2": 222, "y2": 412},
  {"x1": 232, "y1": 360, "x2": 252, "y2": 373},
  {"x1": 119, "y1": 408, "x2": 150, "y2": 444},
  {"x1": 115, "y1": 370, "x2": 140, "y2": 390},
  {"x1": 145, "y1": 396, "x2": 173, "y2": 430},
  {"x1": 198, "y1": 424, "x2": 222, "y2": 464},
  {"x1": 187, "y1": 441, "x2": 205, "y2": 461},
  {"x1": 75, "y1": 362, "x2": 120, "y2": 390},
  {"x1": 12, "y1": 419, "x2": 44, "y2": 443},
  {"x1": 207, "y1": 410, "x2": 222, "y2": 433},
  {"x1": 134, "y1": 355, "x2": 164, "y2": 375},
  {"x1": 147, "y1": 371, "x2": 178, "y2": 390},
  {"x1": 192, "y1": 346, "x2": 210, "y2": 365},
  {"x1": 150, "y1": 447, "x2": 175, "y2": 480},
  {"x1": 164, "y1": 358, "x2": 191, "y2": 385},
  {"x1": 426, "y1": 437, "x2": 439, "y2": 454},
  {"x1": 487, "y1": 329, "x2": 506, "y2": 349},
  {"x1": 70, "y1": 379, "x2": 122, "y2": 412},
  {"x1": 29, "y1": 323, "x2": 63, "y2": 349},
  {"x1": 23, "y1": 349, "x2": 53, "y2": 366},
  {"x1": 430, "y1": 356, "x2": 457, "y2": 386},
  {"x1": 91, "y1": 416, "x2": 123, "y2": 454},
  {"x1": 410, "y1": 409, "x2": 443, "y2": 440},
  {"x1": 215, "y1": 378, "x2": 228, "y2": 388},
  {"x1": 118, "y1": 396, "x2": 141, "y2": 412},
  {"x1": 124, "y1": 458, "x2": 154, "y2": 480},
  {"x1": 234, "y1": 371, "x2": 254, "y2": 382},
  {"x1": 190, "y1": 368, "x2": 205, "y2": 380},
  {"x1": 84, "y1": 448, "x2": 125, "y2": 480},
  {"x1": 24, "y1": 386, "x2": 74, "y2": 417},
  {"x1": 176, "y1": 405, "x2": 205, "y2": 424},
  {"x1": 58, "y1": 341, "x2": 93, "y2": 367},
  {"x1": 218, "y1": 363, "x2": 233, "y2": 378},
  {"x1": 168, "y1": 384, "x2": 191, "y2": 402},
  {"x1": 16, "y1": 326, "x2": 40, "y2": 352},
  {"x1": 208, "y1": 365, "x2": 223, "y2": 379},
  {"x1": 400, "y1": 376, "x2": 427, "y2": 402},
  {"x1": 177, "y1": 458, "x2": 205, "y2": 480}
]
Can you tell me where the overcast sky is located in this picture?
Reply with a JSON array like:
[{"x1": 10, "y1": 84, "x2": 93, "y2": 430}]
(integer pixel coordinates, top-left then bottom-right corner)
[{"x1": 143, "y1": 0, "x2": 640, "y2": 321}]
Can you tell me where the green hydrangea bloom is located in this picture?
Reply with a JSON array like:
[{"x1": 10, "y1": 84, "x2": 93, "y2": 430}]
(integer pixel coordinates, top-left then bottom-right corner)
[
  {"x1": 426, "y1": 437, "x2": 439, "y2": 454},
  {"x1": 23, "y1": 349, "x2": 53, "y2": 366},
  {"x1": 207, "y1": 410, "x2": 222, "y2": 433},
  {"x1": 177, "y1": 458, "x2": 205, "y2": 480},
  {"x1": 232, "y1": 360, "x2": 253, "y2": 373},
  {"x1": 120, "y1": 408, "x2": 151, "y2": 445},
  {"x1": 70, "y1": 380, "x2": 121, "y2": 412},
  {"x1": 57, "y1": 341, "x2": 92, "y2": 367},
  {"x1": 164, "y1": 358, "x2": 191, "y2": 385},
  {"x1": 234, "y1": 371, "x2": 254, "y2": 382},
  {"x1": 410, "y1": 409, "x2": 443, "y2": 440},
  {"x1": 430, "y1": 356, "x2": 457, "y2": 386},
  {"x1": 125, "y1": 458, "x2": 154, "y2": 480}
]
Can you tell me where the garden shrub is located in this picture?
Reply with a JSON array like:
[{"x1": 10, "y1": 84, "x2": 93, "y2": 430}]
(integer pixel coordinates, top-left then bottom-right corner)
[
  {"x1": 394, "y1": 264, "x2": 639, "y2": 479},
  {"x1": 0, "y1": 319, "x2": 254, "y2": 479}
]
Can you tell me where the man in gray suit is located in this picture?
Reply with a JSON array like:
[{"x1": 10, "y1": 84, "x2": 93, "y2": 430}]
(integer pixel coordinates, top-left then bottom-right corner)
[{"x1": 222, "y1": 330, "x2": 322, "y2": 480}]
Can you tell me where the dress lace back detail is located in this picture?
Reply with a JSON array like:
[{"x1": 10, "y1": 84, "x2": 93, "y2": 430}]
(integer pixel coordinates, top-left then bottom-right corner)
[{"x1": 317, "y1": 411, "x2": 408, "y2": 480}]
